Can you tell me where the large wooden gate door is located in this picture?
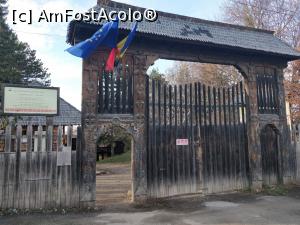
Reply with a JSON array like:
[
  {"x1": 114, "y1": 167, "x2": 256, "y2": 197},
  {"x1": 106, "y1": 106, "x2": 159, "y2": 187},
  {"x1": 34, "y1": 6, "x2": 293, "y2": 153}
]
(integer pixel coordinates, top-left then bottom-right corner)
[
  {"x1": 260, "y1": 125, "x2": 280, "y2": 185},
  {"x1": 146, "y1": 76, "x2": 250, "y2": 198},
  {"x1": 146, "y1": 78, "x2": 197, "y2": 197}
]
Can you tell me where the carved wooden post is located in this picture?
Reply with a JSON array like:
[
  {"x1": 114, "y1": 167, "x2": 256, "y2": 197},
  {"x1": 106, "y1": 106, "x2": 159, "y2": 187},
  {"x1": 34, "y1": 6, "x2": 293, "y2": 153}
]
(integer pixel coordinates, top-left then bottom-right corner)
[
  {"x1": 80, "y1": 52, "x2": 103, "y2": 207},
  {"x1": 131, "y1": 54, "x2": 148, "y2": 201},
  {"x1": 276, "y1": 68, "x2": 294, "y2": 183},
  {"x1": 244, "y1": 66, "x2": 262, "y2": 190}
]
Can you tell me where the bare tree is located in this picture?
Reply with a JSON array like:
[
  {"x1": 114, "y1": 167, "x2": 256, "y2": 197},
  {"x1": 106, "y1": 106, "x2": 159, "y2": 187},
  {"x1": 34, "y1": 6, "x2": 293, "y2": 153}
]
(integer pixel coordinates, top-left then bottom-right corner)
[
  {"x1": 222, "y1": 0, "x2": 300, "y2": 45},
  {"x1": 285, "y1": 57, "x2": 300, "y2": 121},
  {"x1": 222, "y1": 0, "x2": 300, "y2": 121},
  {"x1": 165, "y1": 61, "x2": 243, "y2": 87}
]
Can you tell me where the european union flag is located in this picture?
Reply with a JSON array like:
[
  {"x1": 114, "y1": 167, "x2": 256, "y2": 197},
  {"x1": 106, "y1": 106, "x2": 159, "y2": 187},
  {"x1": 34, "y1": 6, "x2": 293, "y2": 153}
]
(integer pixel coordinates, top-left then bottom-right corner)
[{"x1": 66, "y1": 19, "x2": 119, "y2": 59}]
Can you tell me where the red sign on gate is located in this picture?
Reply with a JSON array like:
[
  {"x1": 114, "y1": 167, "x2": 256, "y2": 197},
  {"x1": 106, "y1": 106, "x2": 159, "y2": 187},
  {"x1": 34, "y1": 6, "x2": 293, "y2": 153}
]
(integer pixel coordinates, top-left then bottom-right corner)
[{"x1": 176, "y1": 139, "x2": 189, "y2": 146}]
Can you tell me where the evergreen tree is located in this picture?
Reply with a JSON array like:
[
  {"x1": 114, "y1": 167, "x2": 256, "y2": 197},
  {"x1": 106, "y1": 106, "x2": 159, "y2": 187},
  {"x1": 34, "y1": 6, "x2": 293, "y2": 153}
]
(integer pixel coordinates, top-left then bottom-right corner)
[
  {"x1": 0, "y1": 0, "x2": 50, "y2": 85},
  {"x1": 149, "y1": 67, "x2": 166, "y2": 82}
]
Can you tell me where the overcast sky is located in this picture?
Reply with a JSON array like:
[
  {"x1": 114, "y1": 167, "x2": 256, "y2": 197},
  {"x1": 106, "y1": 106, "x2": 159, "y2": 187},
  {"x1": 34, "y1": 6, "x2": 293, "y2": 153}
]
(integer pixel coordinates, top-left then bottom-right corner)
[{"x1": 7, "y1": 0, "x2": 223, "y2": 110}]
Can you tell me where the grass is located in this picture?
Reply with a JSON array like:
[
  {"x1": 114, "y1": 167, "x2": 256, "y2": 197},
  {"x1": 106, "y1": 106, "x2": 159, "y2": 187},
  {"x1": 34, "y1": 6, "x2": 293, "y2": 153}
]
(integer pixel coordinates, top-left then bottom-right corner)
[
  {"x1": 98, "y1": 150, "x2": 131, "y2": 164},
  {"x1": 262, "y1": 185, "x2": 288, "y2": 196},
  {"x1": 242, "y1": 185, "x2": 289, "y2": 196}
]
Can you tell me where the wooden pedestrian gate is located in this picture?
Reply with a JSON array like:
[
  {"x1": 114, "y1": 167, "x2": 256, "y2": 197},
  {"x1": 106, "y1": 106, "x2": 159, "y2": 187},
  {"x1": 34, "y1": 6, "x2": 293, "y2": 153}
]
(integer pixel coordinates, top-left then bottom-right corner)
[
  {"x1": 146, "y1": 77, "x2": 250, "y2": 197},
  {"x1": 260, "y1": 125, "x2": 280, "y2": 185}
]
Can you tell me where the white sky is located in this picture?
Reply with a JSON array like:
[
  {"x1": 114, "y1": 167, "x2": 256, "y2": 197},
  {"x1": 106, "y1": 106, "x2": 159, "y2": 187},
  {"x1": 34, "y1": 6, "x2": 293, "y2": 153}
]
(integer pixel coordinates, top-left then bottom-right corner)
[{"x1": 7, "y1": 0, "x2": 223, "y2": 110}]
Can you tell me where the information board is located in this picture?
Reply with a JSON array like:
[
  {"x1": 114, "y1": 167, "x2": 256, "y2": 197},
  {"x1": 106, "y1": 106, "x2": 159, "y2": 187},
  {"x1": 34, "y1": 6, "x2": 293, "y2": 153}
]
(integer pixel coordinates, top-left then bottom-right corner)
[{"x1": 2, "y1": 85, "x2": 59, "y2": 116}]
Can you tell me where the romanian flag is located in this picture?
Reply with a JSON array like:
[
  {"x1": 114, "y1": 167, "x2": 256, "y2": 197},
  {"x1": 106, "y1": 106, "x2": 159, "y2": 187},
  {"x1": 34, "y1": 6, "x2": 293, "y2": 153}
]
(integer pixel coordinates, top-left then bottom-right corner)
[{"x1": 105, "y1": 22, "x2": 138, "y2": 71}]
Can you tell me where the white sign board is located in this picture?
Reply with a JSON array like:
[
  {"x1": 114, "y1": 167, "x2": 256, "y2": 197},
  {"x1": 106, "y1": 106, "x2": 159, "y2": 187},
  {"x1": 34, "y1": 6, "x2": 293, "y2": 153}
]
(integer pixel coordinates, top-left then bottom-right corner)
[
  {"x1": 57, "y1": 146, "x2": 72, "y2": 166},
  {"x1": 176, "y1": 139, "x2": 189, "y2": 146},
  {"x1": 2, "y1": 86, "x2": 59, "y2": 115}
]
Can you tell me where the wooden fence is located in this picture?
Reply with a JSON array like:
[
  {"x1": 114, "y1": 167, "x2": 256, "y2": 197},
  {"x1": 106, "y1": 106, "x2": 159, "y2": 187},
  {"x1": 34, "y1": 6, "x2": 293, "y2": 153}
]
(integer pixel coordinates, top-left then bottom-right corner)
[
  {"x1": 98, "y1": 61, "x2": 133, "y2": 114},
  {"x1": 291, "y1": 124, "x2": 300, "y2": 182},
  {"x1": 146, "y1": 78, "x2": 249, "y2": 198},
  {"x1": 256, "y1": 74, "x2": 279, "y2": 114},
  {"x1": 0, "y1": 124, "x2": 81, "y2": 209}
]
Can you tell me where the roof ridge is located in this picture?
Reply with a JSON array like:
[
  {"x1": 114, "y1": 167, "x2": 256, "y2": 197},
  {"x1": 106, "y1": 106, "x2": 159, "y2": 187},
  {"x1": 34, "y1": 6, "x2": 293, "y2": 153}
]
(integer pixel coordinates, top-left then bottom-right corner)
[
  {"x1": 104, "y1": 0, "x2": 275, "y2": 34},
  {"x1": 59, "y1": 97, "x2": 81, "y2": 113}
]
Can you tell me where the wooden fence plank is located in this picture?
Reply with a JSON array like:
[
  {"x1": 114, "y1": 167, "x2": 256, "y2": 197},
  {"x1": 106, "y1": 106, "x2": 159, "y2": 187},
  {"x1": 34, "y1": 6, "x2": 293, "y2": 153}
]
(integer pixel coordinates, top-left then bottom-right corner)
[
  {"x1": 231, "y1": 86, "x2": 237, "y2": 188},
  {"x1": 152, "y1": 79, "x2": 157, "y2": 195},
  {"x1": 207, "y1": 86, "x2": 214, "y2": 192},
  {"x1": 202, "y1": 84, "x2": 208, "y2": 193},
  {"x1": 236, "y1": 84, "x2": 243, "y2": 188},
  {"x1": 25, "y1": 125, "x2": 32, "y2": 209},
  {"x1": 174, "y1": 85, "x2": 178, "y2": 191},
  {"x1": 14, "y1": 125, "x2": 22, "y2": 208},
  {"x1": 217, "y1": 88, "x2": 224, "y2": 191},
  {"x1": 179, "y1": 85, "x2": 183, "y2": 193},
  {"x1": 190, "y1": 83, "x2": 196, "y2": 192},
  {"x1": 212, "y1": 87, "x2": 218, "y2": 192},
  {"x1": 163, "y1": 84, "x2": 168, "y2": 196},
  {"x1": 157, "y1": 80, "x2": 163, "y2": 194},
  {"x1": 240, "y1": 82, "x2": 249, "y2": 186},
  {"x1": 76, "y1": 126, "x2": 82, "y2": 206},
  {"x1": 145, "y1": 76, "x2": 151, "y2": 194},
  {"x1": 0, "y1": 152, "x2": 3, "y2": 208},
  {"x1": 98, "y1": 65, "x2": 104, "y2": 113},
  {"x1": 8, "y1": 152, "x2": 16, "y2": 208},
  {"x1": 168, "y1": 85, "x2": 174, "y2": 195},
  {"x1": 198, "y1": 83, "x2": 204, "y2": 190},
  {"x1": 45, "y1": 125, "x2": 53, "y2": 207},
  {"x1": 57, "y1": 126, "x2": 64, "y2": 207},
  {"x1": 3, "y1": 124, "x2": 12, "y2": 208},
  {"x1": 128, "y1": 66, "x2": 133, "y2": 113},
  {"x1": 35, "y1": 125, "x2": 43, "y2": 209},
  {"x1": 66, "y1": 126, "x2": 72, "y2": 207},
  {"x1": 122, "y1": 68, "x2": 127, "y2": 113}
]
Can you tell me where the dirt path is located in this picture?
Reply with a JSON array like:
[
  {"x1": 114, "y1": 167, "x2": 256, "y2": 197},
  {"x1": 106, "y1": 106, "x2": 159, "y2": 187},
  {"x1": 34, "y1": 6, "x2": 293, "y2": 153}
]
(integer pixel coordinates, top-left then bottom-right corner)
[{"x1": 96, "y1": 163, "x2": 131, "y2": 205}]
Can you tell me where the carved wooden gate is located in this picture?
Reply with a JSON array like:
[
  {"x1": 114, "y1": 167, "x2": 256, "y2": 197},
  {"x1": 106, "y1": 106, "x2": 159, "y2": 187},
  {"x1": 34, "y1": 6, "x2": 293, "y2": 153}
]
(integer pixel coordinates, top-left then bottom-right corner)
[{"x1": 145, "y1": 77, "x2": 250, "y2": 197}]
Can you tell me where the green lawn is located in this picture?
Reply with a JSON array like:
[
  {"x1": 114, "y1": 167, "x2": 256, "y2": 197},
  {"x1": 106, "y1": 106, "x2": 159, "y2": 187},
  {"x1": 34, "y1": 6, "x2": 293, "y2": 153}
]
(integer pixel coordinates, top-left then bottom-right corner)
[{"x1": 98, "y1": 150, "x2": 131, "y2": 164}]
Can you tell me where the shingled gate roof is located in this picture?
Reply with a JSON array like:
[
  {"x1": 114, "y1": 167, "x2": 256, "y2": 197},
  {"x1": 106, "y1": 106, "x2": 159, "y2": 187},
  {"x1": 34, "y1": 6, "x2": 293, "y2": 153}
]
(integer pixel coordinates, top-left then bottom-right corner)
[
  {"x1": 67, "y1": 0, "x2": 300, "y2": 60},
  {"x1": 17, "y1": 98, "x2": 81, "y2": 126}
]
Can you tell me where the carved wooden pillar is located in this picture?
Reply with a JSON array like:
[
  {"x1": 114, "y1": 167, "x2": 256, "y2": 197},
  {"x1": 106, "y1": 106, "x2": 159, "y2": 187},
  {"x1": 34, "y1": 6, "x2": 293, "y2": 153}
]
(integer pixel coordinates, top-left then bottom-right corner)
[
  {"x1": 80, "y1": 52, "x2": 104, "y2": 206},
  {"x1": 131, "y1": 54, "x2": 147, "y2": 201},
  {"x1": 131, "y1": 54, "x2": 157, "y2": 201},
  {"x1": 276, "y1": 68, "x2": 294, "y2": 183},
  {"x1": 244, "y1": 65, "x2": 262, "y2": 190}
]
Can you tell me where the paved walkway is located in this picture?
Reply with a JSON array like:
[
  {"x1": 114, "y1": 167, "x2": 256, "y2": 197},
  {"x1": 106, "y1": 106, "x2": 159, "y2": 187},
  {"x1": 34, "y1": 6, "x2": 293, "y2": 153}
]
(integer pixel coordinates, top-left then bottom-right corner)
[{"x1": 1, "y1": 186, "x2": 300, "y2": 225}]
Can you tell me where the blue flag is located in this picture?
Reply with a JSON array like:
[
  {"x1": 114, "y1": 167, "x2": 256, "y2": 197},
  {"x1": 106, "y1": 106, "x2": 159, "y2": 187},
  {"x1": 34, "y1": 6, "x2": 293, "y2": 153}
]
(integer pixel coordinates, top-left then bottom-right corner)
[{"x1": 66, "y1": 19, "x2": 119, "y2": 58}]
